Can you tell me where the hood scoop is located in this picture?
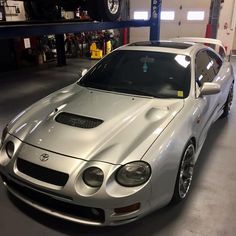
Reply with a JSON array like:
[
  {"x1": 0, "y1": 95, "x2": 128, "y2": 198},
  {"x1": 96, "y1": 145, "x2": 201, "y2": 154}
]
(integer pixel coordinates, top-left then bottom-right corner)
[{"x1": 55, "y1": 112, "x2": 103, "y2": 129}]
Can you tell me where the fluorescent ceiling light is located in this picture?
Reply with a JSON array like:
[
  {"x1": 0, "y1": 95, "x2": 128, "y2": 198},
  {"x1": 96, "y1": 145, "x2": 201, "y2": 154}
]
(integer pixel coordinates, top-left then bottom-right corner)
[
  {"x1": 187, "y1": 11, "x2": 205, "y2": 21},
  {"x1": 134, "y1": 11, "x2": 148, "y2": 20},
  {"x1": 161, "y1": 11, "x2": 175, "y2": 20}
]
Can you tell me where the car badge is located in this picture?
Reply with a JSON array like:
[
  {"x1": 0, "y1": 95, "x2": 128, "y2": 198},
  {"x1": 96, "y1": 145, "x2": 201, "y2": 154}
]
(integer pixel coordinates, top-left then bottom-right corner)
[{"x1": 40, "y1": 153, "x2": 49, "y2": 162}]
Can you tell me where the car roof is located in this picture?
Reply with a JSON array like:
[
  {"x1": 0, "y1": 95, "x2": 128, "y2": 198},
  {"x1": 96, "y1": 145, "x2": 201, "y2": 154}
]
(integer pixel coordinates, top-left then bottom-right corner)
[
  {"x1": 119, "y1": 40, "x2": 205, "y2": 56},
  {"x1": 129, "y1": 41, "x2": 193, "y2": 49}
]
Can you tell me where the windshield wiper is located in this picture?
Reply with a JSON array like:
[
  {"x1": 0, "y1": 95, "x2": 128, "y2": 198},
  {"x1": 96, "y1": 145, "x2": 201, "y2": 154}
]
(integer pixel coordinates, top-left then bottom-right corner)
[
  {"x1": 79, "y1": 83, "x2": 173, "y2": 98},
  {"x1": 116, "y1": 87, "x2": 156, "y2": 97},
  {"x1": 79, "y1": 81, "x2": 108, "y2": 90}
]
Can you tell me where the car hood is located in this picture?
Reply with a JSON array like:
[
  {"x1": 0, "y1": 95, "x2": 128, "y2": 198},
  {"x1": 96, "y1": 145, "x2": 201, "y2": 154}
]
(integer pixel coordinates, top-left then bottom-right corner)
[{"x1": 9, "y1": 84, "x2": 184, "y2": 165}]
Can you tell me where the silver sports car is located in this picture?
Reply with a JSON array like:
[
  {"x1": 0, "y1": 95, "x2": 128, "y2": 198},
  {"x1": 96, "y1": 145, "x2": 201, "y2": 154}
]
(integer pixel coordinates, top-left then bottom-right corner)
[{"x1": 0, "y1": 38, "x2": 234, "y2": 226}]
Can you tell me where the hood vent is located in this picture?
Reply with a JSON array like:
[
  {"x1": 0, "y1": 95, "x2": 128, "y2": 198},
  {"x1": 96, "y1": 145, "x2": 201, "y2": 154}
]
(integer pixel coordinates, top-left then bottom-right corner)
[{"x1": 55, "y1": 112, "x2": 103, "y2": 129}]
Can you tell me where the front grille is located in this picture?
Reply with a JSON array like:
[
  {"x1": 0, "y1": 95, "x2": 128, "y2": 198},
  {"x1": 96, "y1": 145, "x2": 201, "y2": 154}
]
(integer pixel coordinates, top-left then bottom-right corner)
[
  {"x1": 4, "y1": 177, "x2": 105, "y2": 223},
  {"x1": 55, "y1": 112, "x2": 103, "y2": 129},
  {"x1": 17, "y1": 158, "x2": 69, "y2": 186}
]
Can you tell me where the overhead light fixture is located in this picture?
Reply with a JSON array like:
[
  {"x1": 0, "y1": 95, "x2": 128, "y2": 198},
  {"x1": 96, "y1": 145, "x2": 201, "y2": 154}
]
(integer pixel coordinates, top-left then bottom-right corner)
[
  {"x1": 134, "y1": 11, "x2": 148, "y2": 20},
  {"x1": 161, "y1": 11, "x2": 175, "y2": 20},
  {"x1": 187, "y1": 11, "x2": 205, "y2": 21}
]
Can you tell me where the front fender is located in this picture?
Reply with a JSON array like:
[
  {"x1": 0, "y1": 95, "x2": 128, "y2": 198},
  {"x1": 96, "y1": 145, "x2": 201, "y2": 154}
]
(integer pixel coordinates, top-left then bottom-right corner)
[{"x1": 142, "y1": 99, "x2": 198, "y2": 209}]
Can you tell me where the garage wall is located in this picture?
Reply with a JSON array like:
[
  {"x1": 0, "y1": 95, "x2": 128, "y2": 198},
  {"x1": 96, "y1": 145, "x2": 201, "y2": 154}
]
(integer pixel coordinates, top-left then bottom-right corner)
[
  {"x1": 129, "y1": 0, "x2": 151, "y2": 42},
  {"x1": 130, "y1": 0, "x2": 211, "y2": 42},
  {"x1": 160, "y1": 0, "x2": 211, "y2": 39},
  {"x1": 217, "y1": 0, "x2": 236, "y2": 53},
  {"x1": 233, "y1": 30, "x2": 236, "y2": 51},
  {"x1": 129, "y1": 0, "x2": 236, "y2": 53}
]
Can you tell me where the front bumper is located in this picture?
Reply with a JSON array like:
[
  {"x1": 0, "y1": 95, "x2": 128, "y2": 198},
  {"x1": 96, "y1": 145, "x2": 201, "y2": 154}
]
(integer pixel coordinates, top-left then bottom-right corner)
[
  {"x1": 0, "y1": 169, "x2": 106, "y2": 225},
  {"x1": 0, "y1": 139, "x2": 152, "y2": 226}
]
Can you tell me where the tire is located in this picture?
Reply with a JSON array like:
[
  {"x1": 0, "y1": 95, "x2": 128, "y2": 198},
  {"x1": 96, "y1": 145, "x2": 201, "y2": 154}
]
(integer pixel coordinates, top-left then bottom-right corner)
[
  {"x1": 24, "y1": 0, "x2": 59, "y2": 21},
  {"x1": 221, "y1": 83, "x2": 234, "y2": 118},
  {"x1": 171, "y1": 141, "x2": 195, "y2": 204},
  {"x1": 87, "y1": 0, "x2": 122, "y2": 21}
]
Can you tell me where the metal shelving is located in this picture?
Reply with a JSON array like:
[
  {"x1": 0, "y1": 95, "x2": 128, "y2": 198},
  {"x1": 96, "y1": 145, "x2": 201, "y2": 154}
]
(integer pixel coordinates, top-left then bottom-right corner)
[
  {"x1": 0, "y1": 20, "x2": 151, "y2": 39},
  {"x1": 0, "y1": 0, "x2": 162, "y2": 65}
]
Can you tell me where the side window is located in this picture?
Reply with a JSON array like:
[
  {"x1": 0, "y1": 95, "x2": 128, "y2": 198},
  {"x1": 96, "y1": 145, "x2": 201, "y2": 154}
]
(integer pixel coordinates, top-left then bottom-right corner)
[
  {"x1": 207, "y1": 50, "x2": 223, "y2": 75},
  {"x1": 219, "y1": 46, "x2": 226, "y2": 58},
  {"x1": 195, "y1": 50, "x2": 215, "y2": 86}
]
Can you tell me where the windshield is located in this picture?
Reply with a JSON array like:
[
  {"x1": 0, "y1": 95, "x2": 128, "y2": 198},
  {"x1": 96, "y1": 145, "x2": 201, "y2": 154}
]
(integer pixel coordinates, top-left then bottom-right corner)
[{"x1": 79, "y1": 50, "x2": 191, "y2": 99}]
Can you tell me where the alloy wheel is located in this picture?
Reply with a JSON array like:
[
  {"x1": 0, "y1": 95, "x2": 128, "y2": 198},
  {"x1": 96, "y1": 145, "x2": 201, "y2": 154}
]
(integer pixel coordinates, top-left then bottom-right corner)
[
  {"x1": 178, "y1": 144, "x2": 195, "y2": 199},
  {"x1": 107, "y1": 0, "x2": 120, "y2": 14}
]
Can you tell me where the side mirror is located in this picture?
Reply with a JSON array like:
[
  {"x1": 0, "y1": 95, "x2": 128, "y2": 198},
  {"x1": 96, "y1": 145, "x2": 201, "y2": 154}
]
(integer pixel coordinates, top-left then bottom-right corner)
[
  {"x1": 200, "y1": 82, "x2": 221, "y2": 96},
  {"x1": 78, "y1": 69, "x2": 88, "y2": 78},
  {"x1": 81, "y1": 69, "x2": 88, "y2": 77}
]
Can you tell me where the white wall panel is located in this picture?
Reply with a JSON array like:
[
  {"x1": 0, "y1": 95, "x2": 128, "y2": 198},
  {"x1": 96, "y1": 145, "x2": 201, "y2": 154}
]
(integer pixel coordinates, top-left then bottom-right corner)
[
  {"x1": 233, "y1": 30, "x2": 236, "y2": 50},
  {"x1": 130, "y1": 0, "x2": 211, "y2": 42},
  {"x1": 129, "y1": 0, "x2": 236, "y2": 53},
  {"x1": 160, "y1": 0, "x2": 211, "y2": 39},
  {"x1": 217, "y1": 0, "x2": 236, "y2": 52},
  {"x1": 129, "y1": 0, "x2": 151, "y2": 42}
]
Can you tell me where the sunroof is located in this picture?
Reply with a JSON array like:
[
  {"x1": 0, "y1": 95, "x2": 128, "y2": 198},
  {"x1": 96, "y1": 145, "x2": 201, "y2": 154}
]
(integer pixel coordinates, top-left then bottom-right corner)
[{"x1": 129, "y1": 41, "x2": 192, "y2": 49}]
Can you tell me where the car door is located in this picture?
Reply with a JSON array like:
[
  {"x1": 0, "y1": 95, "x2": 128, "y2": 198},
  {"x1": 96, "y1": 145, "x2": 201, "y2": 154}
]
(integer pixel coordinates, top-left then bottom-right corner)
[{"x1": 194, "y1": 49, "x2": 221, "y2": 147}]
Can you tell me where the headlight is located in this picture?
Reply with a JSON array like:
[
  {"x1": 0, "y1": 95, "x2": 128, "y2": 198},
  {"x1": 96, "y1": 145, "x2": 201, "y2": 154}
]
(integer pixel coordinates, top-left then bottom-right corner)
[
  {"x1": 6, "y1": 141, "x2": 14, "y2": 159},
  {"x1": 1, "y1": 125, "x2": 8, "y2": 146},
  {"x1": 116, "y1": 161, "x2": 151, "y2": 187},
  {"x1": 83, "y1": 167, "x2": 104, "y2": 188}
]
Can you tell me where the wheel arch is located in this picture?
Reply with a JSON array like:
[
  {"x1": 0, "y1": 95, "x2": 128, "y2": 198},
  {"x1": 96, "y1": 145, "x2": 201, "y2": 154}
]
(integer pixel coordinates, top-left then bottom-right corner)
[{"x1": 190, "y1": 136, "x2": 196, "y2": 150}]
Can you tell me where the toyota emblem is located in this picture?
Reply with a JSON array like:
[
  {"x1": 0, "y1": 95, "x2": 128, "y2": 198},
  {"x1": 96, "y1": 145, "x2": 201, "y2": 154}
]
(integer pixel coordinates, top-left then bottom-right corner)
[{"x1": 40, "y1": 153, "x2": 49, "y2": 162}]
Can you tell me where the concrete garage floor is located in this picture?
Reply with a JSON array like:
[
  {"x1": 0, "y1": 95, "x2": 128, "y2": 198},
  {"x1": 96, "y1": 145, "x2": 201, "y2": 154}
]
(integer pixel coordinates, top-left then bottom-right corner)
[{"x1": 0, "y1": 58, "x2": 236, "y2": 236}]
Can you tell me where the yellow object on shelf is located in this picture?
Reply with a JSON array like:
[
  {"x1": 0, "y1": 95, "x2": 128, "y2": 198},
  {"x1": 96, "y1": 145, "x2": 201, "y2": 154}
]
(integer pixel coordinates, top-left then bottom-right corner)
[
  {"x1": 91, "y1": 49, "x2": 103, "y2": 59},
  {"x1": 106, "y1": 40, "x2": 112, "y2": 54},
  {"x1": 90, "y1": 42, "x2": 103, "y2": 59}
]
